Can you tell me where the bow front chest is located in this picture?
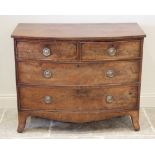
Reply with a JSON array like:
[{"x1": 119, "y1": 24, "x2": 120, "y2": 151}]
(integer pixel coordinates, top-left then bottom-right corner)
[{"x1": 11, "y1": 23, "x2": 146, "y2": 133}]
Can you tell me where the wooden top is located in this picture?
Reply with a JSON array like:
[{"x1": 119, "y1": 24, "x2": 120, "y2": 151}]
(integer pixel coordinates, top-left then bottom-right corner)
[{"x1": 11, "y1": 23, "x2": 146, "y2": 40}]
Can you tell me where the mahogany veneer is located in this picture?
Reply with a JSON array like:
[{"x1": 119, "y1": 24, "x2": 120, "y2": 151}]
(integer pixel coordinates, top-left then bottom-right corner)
[{"x1": 12, "y1": 23, "x2": 146, "y2": 133}]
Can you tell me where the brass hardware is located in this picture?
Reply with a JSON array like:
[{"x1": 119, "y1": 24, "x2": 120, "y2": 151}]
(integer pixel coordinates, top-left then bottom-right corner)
[
  {"x1": 42, "y1": 47, "x2": 51, "y2": 57},
  {"x1": 106, "y1": 95, "x2": 113, "y2": 103},
  {"x1": 43, "y1": 70, "x2": 52, "y2": 78},
  {"x1": 106, "y1": 69, "x2": 114, "y2": 78},
  {"x1": 43, "y1": 96, "x2": 52, "y2": 104},
  {"x1": 107, "y1": 47, "x2": 117, "y2": 56}
]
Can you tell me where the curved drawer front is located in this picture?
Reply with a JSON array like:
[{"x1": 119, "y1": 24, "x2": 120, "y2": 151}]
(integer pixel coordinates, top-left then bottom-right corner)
[
  {"x1": 18, "y1": 61, "x2": 140, "y2": 85},
  {"x1": 81, "y1": 40, "x2": 141, "y2": 61},
  {"x1": 19, "y1": 86, "x2": 138, "y2": 111},
  {"x1": 17, "y1": 41, "x2": 77, "y2": 61}
]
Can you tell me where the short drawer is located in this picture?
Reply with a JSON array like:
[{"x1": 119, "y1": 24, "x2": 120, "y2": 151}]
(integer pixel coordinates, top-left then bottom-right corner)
[
  {"x1": 19, "y1": 86, "x2": 138, "y2": 111},
  {"x1": 18, "y1": 61, "x2": 140, "y2": 85},
  {"x1": 16, "y1": 41, "x2": 77, "y2": 61},
  {"x1": 81, "y1": 40, "x2": 141, "y2": 61}
]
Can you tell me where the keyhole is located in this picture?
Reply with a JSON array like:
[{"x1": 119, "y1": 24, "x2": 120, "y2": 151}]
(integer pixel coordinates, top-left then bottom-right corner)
[{"x1": 76, "y1": 64, "x2": 80, "y2": 68}]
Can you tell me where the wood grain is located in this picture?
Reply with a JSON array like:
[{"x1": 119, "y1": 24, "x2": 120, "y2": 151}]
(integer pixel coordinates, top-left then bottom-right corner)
[
  {"x1": 11, "y1": 23, "x2": 146, "y2": 40},
  {"x1": 17, "y1": 41, "x2": 77, "y2": 61},
  {"x1": 81, "y1": 40, "x2": 141, "y2": 60},
  {"x1": 19, "y1": 85, "x2": 138, "y2": 111},
  {"x1": 16, "y1": 109, "x2": 139, "y2": 132},
  {"x1": 12, "y1": 23, "x2": 145, "y2": 132},
  {"x1": 18, "y1": 61, "x2": 140, "y2": 85}
]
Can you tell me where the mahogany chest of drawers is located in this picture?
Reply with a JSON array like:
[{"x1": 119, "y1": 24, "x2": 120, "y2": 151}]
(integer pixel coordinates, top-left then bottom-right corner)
[{"x1": 11, "y1": 23, "x2": 145, "y2": 133}]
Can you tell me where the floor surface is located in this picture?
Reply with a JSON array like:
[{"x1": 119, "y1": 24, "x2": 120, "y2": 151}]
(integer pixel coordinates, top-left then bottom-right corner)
[{"x1": 0, "y1": 108, "x2": 155, "y2": 139}]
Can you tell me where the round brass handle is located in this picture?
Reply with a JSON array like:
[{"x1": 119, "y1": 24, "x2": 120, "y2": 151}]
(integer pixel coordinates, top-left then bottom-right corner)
[
  {"x1": 43, "y1": 70, "x2": 52, "y2": 78},
  {"x1": 43, "y1": 96, "x2": 52, "y2": 104},
  {"x1": 107, "y1": 47, "x2": 117, "y2": 56},
  {"x1": 106, "y1": 95, "x2": 113, "y2": 103},
  {"x1": 106, "y1": 69, "x2": 114, "y2": 78},
  {"x1": 42, "y1": 47, "x2": 51, "y2": 57}
]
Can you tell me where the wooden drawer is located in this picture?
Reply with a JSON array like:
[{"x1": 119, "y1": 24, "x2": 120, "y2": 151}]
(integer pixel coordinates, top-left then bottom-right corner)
[
  {"x1": 81, "y1": 40, "x2": 141, "y2": 61},
  {"x1": 18, "y1": 61, "x2": 140, "y2": 85},
  {"x1": 16, "y1": 41, "x2": 77, "y2": 61},
  {"x1": 19, "y1": 86, "x2": 138, "y2": 111}
]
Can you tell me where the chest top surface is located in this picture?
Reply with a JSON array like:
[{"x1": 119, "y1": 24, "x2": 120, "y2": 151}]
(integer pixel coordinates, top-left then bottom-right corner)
[{"x1": 11, "y1": 23, "x2": 146, "y2": 40}]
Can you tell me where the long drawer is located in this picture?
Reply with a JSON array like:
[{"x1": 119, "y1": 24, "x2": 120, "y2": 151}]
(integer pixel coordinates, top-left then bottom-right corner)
[
  {"x1": 19, "y1": 86, "x2": 138, "y2": 111},
  {"x1": 17, "y1": 60, "x2": 140, "y2": 85}
]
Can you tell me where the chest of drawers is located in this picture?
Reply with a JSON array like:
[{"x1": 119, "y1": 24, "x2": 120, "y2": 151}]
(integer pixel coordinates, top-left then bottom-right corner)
[{"x1": 11, "y1": 23, "x2": 146, "y2": 133}]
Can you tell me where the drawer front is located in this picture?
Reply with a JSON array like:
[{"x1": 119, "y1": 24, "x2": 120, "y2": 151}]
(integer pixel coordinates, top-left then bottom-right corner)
[
  {"x1": 17, "y1": 41, "x2": 77, "y2": 61},
  {"x1": 19, "y1": 86, "x2": 138, "y2": 111},
  {"x1": 81, "y1": 40, "x2": 141, "y2": 61},
  {"x1": 18, "y1": 61, "x2": 140, "y2": 85}
]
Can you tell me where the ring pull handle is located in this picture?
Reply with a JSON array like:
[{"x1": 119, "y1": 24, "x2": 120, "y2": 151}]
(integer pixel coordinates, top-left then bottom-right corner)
[
  {"x1": 107, "y1": 47, "x2": 117, "y2": 56},
  {"x1": 43, "y1": 70, "x2": 52, "y2": 78},
  {"x1": 106, "y1": 69, "x2": 115, "y2": 78},
  {"x1": 43, "y1": 96, "x2": 52, "y2": 104},
  {"x1": 106, "y1": 95, "x2": 113, "y2": 103},
  {"x1": 42, "y1": 47, "x2": 51, "y2": 57}
]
